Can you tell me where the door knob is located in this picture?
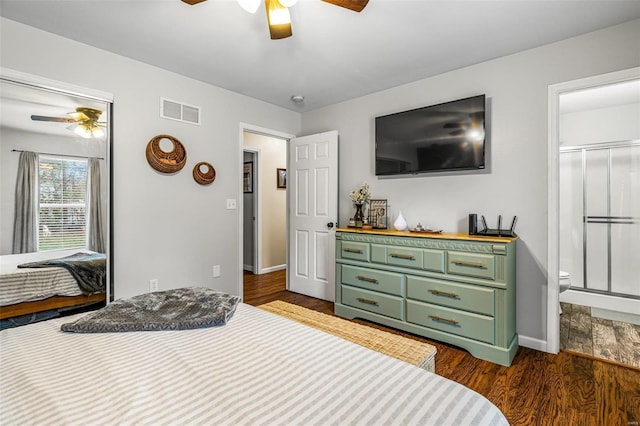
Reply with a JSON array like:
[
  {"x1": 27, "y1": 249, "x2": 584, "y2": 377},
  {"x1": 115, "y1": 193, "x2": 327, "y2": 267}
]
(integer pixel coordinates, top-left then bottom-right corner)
[{"x1": 327, "y1": 222, "x2": 334, "y2": 229}]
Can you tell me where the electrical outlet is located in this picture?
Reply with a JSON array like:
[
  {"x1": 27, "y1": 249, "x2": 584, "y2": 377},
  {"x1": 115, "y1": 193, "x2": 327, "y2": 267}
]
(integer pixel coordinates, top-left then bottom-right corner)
[
  {"x1": 149, "y1": 278, "x2": 159, "y2": 292},
  {"x1": 226, "y1": 199, "x2": 237, "y2": 210},
  {"x1": 212, "y1": 265, "x2": 221, "y2": 278}
]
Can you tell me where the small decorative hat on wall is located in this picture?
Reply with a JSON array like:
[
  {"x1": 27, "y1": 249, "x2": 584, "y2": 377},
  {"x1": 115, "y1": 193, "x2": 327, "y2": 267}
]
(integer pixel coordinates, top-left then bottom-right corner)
[{"x1": 146, "y1": 134, "x2": 187, "y2": 174}]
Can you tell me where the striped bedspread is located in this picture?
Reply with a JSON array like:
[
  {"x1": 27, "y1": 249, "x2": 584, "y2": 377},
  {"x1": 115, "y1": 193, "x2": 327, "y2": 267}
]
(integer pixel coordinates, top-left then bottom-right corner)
[
  {"x1": 0, "y1": 303, "x2": 508, "y2": 425},
  {"x1": 0, "y1": 250, "x2": 90, "y2": 306}
]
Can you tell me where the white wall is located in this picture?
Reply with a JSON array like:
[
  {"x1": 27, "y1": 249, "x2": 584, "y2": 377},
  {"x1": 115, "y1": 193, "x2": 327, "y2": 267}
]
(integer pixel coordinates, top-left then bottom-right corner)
[
  {"x1": 243, "y1": 132, "x2": 287, "y2": 271},
  {"x1": 1, "y1": 17, "x2": 300, "y2": 299},
  {"x1": 301, "y1": 20, "x2": 640, "y2": 346},
  {"x1": 560, "y1": 103, "x2": 640, "y2": 145}
]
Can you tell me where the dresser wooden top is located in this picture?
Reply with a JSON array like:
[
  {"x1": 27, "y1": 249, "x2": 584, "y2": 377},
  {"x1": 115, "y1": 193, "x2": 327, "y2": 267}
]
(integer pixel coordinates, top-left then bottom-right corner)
[{"x1": 336, "y1": 228, "x2": 519, "y2": 243}]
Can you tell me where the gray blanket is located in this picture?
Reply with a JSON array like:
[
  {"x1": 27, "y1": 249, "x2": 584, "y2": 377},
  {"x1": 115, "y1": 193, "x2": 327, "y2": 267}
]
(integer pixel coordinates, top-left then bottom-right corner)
[
  {"x1": 18, "y1": 252, "x2": 106, "y2": 294},
  {"x1": 61, "y1": 287, "x2": 240, "y2": 333}
]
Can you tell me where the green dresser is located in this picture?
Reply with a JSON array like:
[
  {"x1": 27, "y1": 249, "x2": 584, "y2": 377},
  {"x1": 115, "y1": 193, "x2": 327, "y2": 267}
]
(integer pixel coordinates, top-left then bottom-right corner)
[{"x1": 335, "y1": 229, "x2": 518, "y2": 366}]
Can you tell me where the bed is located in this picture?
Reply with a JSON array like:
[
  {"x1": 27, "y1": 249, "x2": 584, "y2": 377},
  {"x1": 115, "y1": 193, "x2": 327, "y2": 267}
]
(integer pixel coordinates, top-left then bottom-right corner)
[
  {"x1": 0, "y1": 298, "x2": 508, "y2": 425},
  {"x1": 0, "y1": 249, "x2": 106, "y2": 322}
]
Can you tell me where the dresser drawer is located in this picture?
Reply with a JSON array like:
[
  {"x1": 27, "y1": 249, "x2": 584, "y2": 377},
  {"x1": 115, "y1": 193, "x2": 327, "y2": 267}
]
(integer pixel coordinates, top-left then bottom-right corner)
[
  {"x1": 447, "y1": 251, "x2": 495, "y2": 280},
  {"x1": 340, "y1": 241, "x2": 370, "y2": 262},
  {"x1": 341, "y1": 265, "x2": 403, "y2": 296},
  {"x1": 342, "y1": 285, "x2": 404, "y2": 320},
  {"x1": 406, "y1": 276, "x2": 495, "y2": 316},
  {"x1": 422, "y1": 249, "x2": 445, "y2": 272},
  {"x1": 406, "y1": 300, "x2": 495, "y2": 344},
  {"x1": 371, "y1": 245, "x2": 422, "y2": 269}
]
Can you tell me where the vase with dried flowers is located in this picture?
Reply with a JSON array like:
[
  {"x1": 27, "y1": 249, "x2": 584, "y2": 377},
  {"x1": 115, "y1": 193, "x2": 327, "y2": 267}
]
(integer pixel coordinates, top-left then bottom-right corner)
[{"x1": 349, "y1": 183, "x2": 371, "y2": 226}]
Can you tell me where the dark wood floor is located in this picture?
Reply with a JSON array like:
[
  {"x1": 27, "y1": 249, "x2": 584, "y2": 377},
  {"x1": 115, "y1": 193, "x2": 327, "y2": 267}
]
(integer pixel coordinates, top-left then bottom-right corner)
[{"x1": 244, "y1": 270, "x2": 640, "y2": 426}]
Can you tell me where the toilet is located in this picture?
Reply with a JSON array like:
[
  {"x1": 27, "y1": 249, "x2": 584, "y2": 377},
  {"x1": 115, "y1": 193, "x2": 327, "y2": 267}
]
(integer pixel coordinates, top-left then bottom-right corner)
[{"x1": 559, "y1": 270, "x2": 571, "y2": 314}]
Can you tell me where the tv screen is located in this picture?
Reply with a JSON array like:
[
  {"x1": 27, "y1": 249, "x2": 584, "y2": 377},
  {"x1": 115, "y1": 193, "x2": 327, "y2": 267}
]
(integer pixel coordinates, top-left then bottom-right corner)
[{"x1": 375, "y1": 95, "x2": 486, "y2": 176}]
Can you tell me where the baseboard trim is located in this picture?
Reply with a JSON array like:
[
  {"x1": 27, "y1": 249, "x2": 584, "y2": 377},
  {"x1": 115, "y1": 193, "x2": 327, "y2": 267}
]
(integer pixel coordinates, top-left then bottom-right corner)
[
  {"x1": 518, "y1": 335, "x2": 547, "y2": 353},
  {"x1": 259, "y1": 264, "x2": 286, "y2": 274},
  {"x1": 243, "y1": 264, "x2": 254, "y2": 272}
]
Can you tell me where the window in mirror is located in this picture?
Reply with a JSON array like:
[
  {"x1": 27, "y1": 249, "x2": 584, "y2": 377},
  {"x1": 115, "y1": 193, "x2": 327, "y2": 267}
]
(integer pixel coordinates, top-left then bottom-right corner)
[{"x1": 38, "y1": 156, "x2": 88, "y2": 251}]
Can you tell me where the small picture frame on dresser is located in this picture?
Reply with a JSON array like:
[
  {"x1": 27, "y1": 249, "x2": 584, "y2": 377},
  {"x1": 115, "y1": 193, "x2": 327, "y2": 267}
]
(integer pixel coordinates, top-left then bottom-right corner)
[{"x1": 369, "y1": 199, "x2": 388, "y2": 229}]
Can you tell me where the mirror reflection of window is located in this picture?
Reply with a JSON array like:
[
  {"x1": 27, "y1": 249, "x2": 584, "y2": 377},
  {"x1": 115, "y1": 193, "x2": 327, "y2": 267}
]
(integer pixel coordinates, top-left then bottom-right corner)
[{"x1": 38, "y1": 156, "x2": 88, "y2": 251}]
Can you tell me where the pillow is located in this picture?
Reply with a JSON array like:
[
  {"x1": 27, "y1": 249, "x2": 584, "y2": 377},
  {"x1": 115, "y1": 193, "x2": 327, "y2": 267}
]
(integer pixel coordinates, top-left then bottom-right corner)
[{"x1": 61, "y1": 287, "x2": 240, "y2": 333}]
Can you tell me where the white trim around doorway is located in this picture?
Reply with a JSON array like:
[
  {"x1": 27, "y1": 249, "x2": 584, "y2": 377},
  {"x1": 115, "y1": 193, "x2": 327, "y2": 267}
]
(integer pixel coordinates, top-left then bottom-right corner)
[
  {"x1": 547, "y1": 66, "x2": 640, "y2": 354},
  {"x1": 238, "y1": 123, "x2": 295, "y2": 300}
]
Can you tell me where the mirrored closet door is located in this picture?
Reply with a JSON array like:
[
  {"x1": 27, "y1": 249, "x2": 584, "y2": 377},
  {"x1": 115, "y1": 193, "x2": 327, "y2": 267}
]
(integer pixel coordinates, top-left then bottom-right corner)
[{"x1": 0, "y1": 71, "x2": 112, "y2": 327}]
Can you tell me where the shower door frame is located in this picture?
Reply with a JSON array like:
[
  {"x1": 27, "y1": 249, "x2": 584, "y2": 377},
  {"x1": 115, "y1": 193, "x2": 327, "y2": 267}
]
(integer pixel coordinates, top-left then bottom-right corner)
[
  {"x1": 547, "y1": 66, "x2": 640, "y2": 354},
  {"x1": 560, "y1": 141, "x2": 640, "y2": 299}
]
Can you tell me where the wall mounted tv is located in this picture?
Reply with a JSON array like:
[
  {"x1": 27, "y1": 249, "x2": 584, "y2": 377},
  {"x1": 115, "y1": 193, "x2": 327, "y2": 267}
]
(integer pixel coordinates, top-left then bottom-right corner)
[{"x1": 375, "y1": 94, "x2": 486, "y2": 176}]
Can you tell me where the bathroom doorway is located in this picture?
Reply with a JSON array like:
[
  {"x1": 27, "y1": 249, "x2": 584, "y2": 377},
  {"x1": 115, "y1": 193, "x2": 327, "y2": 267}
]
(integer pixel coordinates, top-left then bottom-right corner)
[{"x1": 548, "y1": 67, "x2": 640, "y2": 360}]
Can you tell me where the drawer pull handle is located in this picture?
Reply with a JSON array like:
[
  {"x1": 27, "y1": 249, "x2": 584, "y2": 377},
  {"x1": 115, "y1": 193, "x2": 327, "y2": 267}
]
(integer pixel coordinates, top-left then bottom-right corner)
[
  {"x1": 356, "y1": 297, "x2": 379, "y2": 306},
  {"x1": 452, "y1": 260, "x2": 486, "y2": 268},
  {"x1": 344, "y1": 248, "x2": 364, "y2": 254},
  {"x1": 356, "y1": 275, "x2": 379, "y2": 283},
  {"x1": 428, "y1": 289, "x2": 459, "y2": 298},
  {"x1": 428, "y1": 315, "x2": 459, "y2": 325},
  {"x1": 390, "y1": 253, "x2": 415, "y2": 260}
]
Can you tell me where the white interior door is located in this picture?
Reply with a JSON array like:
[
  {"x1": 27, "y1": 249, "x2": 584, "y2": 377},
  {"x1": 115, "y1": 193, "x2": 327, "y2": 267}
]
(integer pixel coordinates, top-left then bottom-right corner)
[{"x1": 288, "y1": 131, "x2": 338, "y2": 301}]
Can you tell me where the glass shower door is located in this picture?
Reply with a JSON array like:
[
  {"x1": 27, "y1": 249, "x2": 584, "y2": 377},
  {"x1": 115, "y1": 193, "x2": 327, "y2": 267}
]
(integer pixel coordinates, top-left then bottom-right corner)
[
  {"x1": 584, "y1": 144, "x2": 640, "y2": 298},
  {"x1": 609, "y1": 145, "x2": 640, "y2": 297}
]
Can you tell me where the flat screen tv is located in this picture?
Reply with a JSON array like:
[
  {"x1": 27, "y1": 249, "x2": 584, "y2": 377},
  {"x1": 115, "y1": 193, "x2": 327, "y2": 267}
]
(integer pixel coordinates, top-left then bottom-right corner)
[{"x1": 375, "y1": 95, "x2": 486, "y2": 176}]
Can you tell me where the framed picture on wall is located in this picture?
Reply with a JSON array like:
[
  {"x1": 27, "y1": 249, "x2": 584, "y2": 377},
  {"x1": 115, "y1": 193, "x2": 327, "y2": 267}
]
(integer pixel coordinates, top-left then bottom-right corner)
[
  {"x1": 244, "y1": 161, "x2": 253, "y2": 193},
  {"x1": 277, "y1": 168, "x2": 287, "y2": 189}
]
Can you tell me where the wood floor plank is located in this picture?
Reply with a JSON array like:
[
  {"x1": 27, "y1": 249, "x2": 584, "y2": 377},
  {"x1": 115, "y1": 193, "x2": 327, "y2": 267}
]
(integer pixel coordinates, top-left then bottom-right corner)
[{"x1": 243, "y1": 270, "x2": 640, "y2": 426}]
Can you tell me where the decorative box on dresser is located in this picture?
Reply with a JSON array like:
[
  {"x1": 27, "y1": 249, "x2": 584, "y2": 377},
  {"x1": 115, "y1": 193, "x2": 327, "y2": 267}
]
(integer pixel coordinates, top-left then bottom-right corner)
[{"x1": 334, "y1": 228, "x2": 518, "y2": 366}]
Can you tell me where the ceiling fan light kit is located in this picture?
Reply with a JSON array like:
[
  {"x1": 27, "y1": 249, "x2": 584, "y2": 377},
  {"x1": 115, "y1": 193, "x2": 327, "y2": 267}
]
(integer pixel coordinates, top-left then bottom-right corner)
[
  {"x1": 181, "y1": 0, "x2": 368, "y2": 40},
  {"x1": 69, "y1": 122, "x2": 105, "y2": 139}
]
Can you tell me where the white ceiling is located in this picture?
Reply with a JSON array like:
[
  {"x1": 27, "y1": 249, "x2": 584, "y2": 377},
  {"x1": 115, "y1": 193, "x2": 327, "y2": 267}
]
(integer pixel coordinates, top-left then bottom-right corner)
[{"x1": 1, "y1": 0, "x2": 640, "y2": 112}]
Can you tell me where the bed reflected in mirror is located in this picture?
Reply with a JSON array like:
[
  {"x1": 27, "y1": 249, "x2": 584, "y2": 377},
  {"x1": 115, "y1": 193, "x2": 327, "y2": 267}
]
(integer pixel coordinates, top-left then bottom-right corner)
[{"x1": 0, "y1": 75, "x2": 112, "y2": 329}]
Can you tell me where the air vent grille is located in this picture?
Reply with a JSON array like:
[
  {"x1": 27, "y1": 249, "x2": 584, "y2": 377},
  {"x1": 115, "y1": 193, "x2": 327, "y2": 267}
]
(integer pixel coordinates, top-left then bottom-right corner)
[{"x1": 160, "y1": 97, "x2": 200, "y2": 125}]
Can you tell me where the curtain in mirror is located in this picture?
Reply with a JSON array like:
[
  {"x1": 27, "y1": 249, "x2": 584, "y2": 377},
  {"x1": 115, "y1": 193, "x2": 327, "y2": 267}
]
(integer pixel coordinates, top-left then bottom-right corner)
[
  {"x1": 12, "y1": 151, "x2": 37, "y2": 254},
  {"x1": 88, "y1": 157, "x2": 104, "y2": 253}
]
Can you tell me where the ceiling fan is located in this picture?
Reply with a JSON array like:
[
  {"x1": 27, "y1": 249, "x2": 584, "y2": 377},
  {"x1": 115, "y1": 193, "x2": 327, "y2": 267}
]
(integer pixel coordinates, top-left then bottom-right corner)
[
  {"x1": 443, "y1": 112, "x2": 484, "y2": 139},
  {"x1": 31, "y1": 107, "x2": 106, "y2": 139},
  {"x1": 181, "y1": 0, "x2": 369, "y2": 40}
]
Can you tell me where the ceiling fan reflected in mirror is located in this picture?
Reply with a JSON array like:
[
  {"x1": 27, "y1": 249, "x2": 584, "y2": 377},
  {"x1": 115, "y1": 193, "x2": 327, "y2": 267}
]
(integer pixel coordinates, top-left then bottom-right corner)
[
  {"x1": 181, "y1": 0, "x2": 369, "y2": 40},
  {"x1": 31, "y1": 107, "x2": 106, "y2": 139}
]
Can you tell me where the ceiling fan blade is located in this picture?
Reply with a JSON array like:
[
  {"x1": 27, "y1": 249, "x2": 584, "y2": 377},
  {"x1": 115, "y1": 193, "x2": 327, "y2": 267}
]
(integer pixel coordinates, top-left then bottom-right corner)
[
  {"x1": 181, "y1": 0, "x2": 207, "y2": 4},
  {"x1": 321, "y1": 0, "x2": 368, "y2": 12},
  {"x1": 31, "y1": 115, "x2": 73, "y2": 123},
  {"x1": 265, "y1": 0, "x2": 292, "y2": 39},
  {"x1": 443, "y1": 123, "x2": 465, "y2": 129},
  {"x1": 449, "y1": 129, "x2": 465, "y2": 136},
  {"x1": 68, "y1": 112, "x2": 89, "y2": 121}
]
